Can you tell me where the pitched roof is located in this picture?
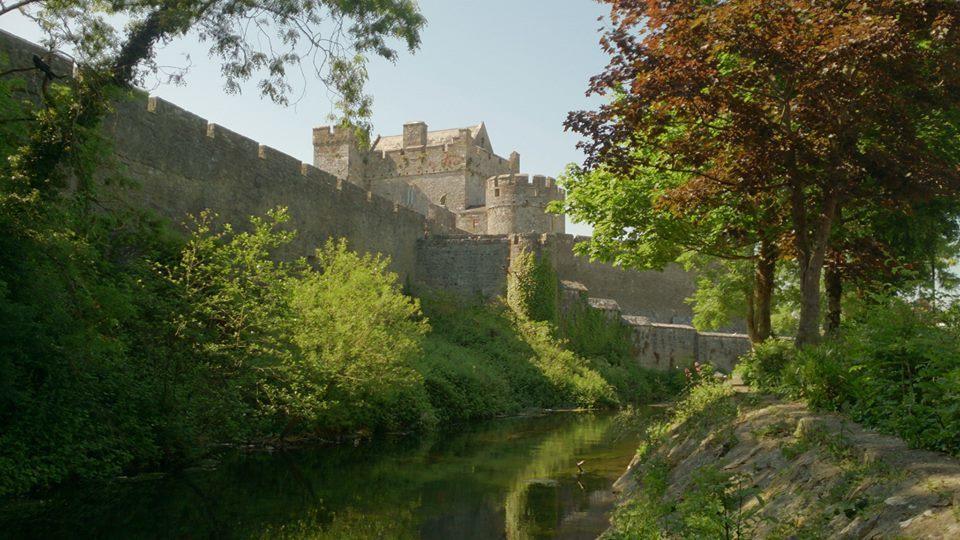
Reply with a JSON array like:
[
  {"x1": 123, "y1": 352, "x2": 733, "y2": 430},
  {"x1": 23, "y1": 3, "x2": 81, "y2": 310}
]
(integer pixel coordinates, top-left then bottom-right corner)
[{"x1": 372, "y1": 124, "x2": 485, "y2": 152}]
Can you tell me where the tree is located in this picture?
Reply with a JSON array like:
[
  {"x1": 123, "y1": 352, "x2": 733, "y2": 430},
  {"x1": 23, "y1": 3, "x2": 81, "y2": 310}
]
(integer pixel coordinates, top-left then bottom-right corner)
[
  {"x1": 556, "y1": 149, "x2": 785, "y2": 342},
  {"x1": 569, "y1": 0, "x2": 960, "y2": 346},
  {"x1": 824, "y1": 199, "x2": 960, "y2": 332}
]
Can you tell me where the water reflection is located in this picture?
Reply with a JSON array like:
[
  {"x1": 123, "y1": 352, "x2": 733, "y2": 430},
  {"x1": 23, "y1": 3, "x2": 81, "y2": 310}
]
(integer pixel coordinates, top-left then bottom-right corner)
[{"x1": 0, "y1": 411, "x2": 649, "y2": 539}]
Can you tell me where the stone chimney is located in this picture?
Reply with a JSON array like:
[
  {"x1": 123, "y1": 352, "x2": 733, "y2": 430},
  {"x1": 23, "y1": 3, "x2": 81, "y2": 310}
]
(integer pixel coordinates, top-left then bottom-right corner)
[{"x1": 403, "y1": 121, "x2": 427, "y2": 148}]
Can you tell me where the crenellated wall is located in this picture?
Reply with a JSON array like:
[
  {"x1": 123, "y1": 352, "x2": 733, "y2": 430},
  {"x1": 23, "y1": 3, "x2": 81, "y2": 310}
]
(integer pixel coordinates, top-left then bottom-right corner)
[
  {"x1": 415, "y1": 232, "x2": 698, "y2": 324},
  {"x1": 104, "y1": 94, "x2": 458, "y2": 281},
  {"x1": 546, "y1": 235, "x2": 695, "y2": 324}
]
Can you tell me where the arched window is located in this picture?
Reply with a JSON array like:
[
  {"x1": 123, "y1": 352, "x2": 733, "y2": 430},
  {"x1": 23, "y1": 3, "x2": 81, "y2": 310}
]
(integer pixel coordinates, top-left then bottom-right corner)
[{"x1": 439, "y1": 194, "x2": 447, "y2": 206}]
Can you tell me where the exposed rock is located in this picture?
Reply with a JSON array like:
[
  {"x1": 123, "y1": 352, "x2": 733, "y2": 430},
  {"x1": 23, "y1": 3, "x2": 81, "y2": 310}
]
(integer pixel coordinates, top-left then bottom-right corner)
[{"x1": 609, "y1": 392, "x2": 960, "y2": 538}]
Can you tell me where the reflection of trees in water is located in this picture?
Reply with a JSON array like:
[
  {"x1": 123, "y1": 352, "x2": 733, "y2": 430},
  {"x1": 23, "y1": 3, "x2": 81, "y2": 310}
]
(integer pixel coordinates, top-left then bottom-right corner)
[
  {"x1": 503, "y1": 414, "x2": 615, "y2": 539},
  {"x1": 0, "y1": 414, "x2": 627, "y2": 539},
  {"x1": 257, "y1": 506, "x2": 421, "y2": 539}
]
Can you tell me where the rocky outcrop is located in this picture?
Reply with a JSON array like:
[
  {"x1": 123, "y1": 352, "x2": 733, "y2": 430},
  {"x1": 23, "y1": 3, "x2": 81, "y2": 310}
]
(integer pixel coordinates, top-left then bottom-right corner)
[{"x1": 608, "y1": 387, "x2": 960, "y2": 538}]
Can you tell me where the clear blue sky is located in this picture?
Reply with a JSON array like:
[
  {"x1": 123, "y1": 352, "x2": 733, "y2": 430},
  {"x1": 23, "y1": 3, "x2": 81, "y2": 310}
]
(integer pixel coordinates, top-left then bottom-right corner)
[{"x1": 1, "y1": 1, "x2": 609, "y2": 235}]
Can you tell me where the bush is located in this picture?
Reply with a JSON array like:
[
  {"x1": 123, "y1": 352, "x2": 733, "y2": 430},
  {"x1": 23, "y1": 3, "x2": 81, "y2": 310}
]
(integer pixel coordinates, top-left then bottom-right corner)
[
  {"x1": 733, "y1": 339, "x2": 794, "y2": 392},
  {"x1": 285, "y1": 240, "x2": 432, "y2": 434},
  {"x1": 560, "y1": 299, "x2": 633, "y2": 360},
  {"x1": 737, "y1": 298, "x2": 960, "y2": 456}
]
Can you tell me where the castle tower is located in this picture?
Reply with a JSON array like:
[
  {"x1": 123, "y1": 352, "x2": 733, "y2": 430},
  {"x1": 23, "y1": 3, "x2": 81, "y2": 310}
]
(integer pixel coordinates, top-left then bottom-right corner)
[
  {"x1": 312, "y1": 125, "x2": 365, "y2": 185},
  {"x1": 485, "y1": 173, "x2": 565, "y2": 234}
]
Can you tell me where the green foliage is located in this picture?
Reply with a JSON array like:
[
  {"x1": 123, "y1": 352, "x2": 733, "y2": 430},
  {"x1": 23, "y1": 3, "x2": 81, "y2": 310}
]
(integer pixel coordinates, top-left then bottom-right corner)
[
  {"x1": 734, "y1": 340, "x2": 795, "y2": 392},
  {"x1": 603, "y1": 458, "x2": 671, "y2": 539},
  {"x1": 738, "y1": 298, "x2": 960, "y2": 456},
  {"x1": 0, "y1": 75, "x2": 171, "y2": 496},
  {"x1": 675, "y1": 466, "x2": 765, "y2": 540},
  {"x1": 285, "y1": 240, "x2": 430, "y2": 433},
  {"x1": 559, "y1": 299, "x2": 632, "y2": 360},
  {"x1": 506, "y1": 248, "x2": 558, "y2": 322},
  {"x1": 671, "y1": 377, "x2": 737, "y2": 429},
  {"x1": 28, "y1": 0, "x2": 425, "y2": 114},
  {"x1": 421, "y1": 295, "x2": 617, "y2": 414},
  {"x1": 682, "y1": 255, "x2": 752, "y2": 332},
  {"x1": 604, "y1": 378, "x2": 749, "y2": 539}
]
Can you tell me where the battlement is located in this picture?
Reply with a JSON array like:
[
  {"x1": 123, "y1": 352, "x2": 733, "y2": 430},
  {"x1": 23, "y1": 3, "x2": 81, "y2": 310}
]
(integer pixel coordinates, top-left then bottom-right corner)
[
  {"x1": 313, "y1": 125, "x2": 361, "y2": 147},
  {"x1": 487, "y1": 173, "x2": 557, "y2": 189},
  {"x1": 486, "y1": 173, "x2": 563, "y2": 201}
]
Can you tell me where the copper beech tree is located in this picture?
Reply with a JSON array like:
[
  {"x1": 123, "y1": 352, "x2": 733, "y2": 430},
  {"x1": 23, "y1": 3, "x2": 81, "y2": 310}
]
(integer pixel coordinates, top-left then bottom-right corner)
[{"x1": 568, "y1": 0, "x2": 960, "y2": 346}]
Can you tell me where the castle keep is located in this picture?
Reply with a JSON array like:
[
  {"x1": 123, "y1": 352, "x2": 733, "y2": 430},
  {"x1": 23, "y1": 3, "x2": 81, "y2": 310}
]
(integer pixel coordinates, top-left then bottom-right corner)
[
  {"x1": 313, "y1": 122, "x2": 565, "y2": 235},
  {"x1": 1, "y1": 29, "x2": 750, "y2": 371}
]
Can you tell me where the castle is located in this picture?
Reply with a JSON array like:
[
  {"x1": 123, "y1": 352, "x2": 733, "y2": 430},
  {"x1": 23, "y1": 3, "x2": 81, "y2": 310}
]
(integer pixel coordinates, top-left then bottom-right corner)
[
  {"x1": 312, "y1": 121, "x2": 565, "y2": 236},
  {"x1": 0, "y1": 29, "x2": 750, "y2": 372}
]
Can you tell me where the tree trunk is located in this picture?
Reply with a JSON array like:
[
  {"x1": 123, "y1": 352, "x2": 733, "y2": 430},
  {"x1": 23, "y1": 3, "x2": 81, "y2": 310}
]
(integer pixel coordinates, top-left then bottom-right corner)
[
  {"x1": 753, "y1": 239, "x2": 777, "y2": 342},
  {"x1": 793, "y1": 189, "x2": 839, "y2": 348},
  {"x1": 796, "y1": 256, "x2": 825, "y2": 346},
  {"x1": 824, "y1": 251, "x2": 842, "y2": 335},
  {"x1": 745, "y1": 288, "x2": 760, "y2": 343}
]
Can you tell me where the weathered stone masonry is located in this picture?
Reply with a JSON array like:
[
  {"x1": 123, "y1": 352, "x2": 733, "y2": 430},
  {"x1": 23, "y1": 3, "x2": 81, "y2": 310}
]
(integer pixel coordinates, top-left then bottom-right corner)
[{"x1": 1, "y1": 29, "x2": 751, "y2": 371}]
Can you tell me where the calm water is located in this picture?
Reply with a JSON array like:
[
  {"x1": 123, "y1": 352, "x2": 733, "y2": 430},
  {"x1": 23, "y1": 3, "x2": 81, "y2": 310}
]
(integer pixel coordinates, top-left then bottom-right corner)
[{"x1": 0, "y1": 411, "x2": 651, "y2": 539}]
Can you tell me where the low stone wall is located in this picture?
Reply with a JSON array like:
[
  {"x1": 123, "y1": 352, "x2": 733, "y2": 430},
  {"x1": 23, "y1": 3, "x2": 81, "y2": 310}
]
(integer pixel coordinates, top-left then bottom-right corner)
[
  {"x1": 624, "y1": 322, "x2": 699, "y2": 371},
  {"x1": 698, "y1": 332, "x2": 753, "y2": 372},
  {"x1": 559, "y1": 281, "x2": 750, "y2": 372}
]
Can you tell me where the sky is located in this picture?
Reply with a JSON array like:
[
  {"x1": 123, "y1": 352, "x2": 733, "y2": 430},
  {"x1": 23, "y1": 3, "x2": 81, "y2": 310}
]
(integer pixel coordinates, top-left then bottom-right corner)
[{"x1": 0, "y1": 0, "x2": 610, "y2": 235}]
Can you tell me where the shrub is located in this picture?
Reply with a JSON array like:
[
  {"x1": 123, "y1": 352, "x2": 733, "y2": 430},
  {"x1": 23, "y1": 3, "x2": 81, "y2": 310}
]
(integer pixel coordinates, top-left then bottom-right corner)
[
  {"x1": 734, "y1": 339, "x2": 794, "y2": 392},
  {"x1": 285, "y1": 240, "x2": 432, "y2": 434},
  {"x1": 738, "y1": 298, "x2": 960, "y2": 456},
  {"x1": 419, "y1": 295, "x2": 623, "y2": 415},
  {"x1": 560, "y1": 299, "x2": 632, "y2": 360},
  {"x1": 779, "y1": 343, "x2": 852, "y2": 411}
]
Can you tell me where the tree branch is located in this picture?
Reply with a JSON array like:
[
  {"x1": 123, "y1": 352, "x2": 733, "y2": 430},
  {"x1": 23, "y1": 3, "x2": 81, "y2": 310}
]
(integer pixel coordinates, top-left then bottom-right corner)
[{"x1": 0, "y1": 0, "x2": 42, "y2": 17}]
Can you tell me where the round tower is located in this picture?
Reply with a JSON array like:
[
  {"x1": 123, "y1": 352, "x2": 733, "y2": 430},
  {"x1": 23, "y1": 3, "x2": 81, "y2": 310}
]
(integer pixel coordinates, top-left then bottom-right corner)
[{"x1": 485, "y1": 174, "x2": 565, "y2": 234}]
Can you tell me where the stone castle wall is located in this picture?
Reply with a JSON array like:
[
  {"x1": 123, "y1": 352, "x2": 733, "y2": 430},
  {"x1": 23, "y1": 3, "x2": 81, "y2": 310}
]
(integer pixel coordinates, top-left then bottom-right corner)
[
  {"x1": 416, "y1": 233, "x2": 696, "y2": 324},
  {"x1": 1, "y1": 29, "x2": 749, "y2": 372},
  {"x1": 107, "y1": 95, "x2": 457, "y2": 282},
  {"x1": 1, "y1": 26, "x2": 459, "y2": 282},
  {"x1": 561, "y1": 283, "x2": 751, "y2": 372},
  {"x1": 415, "y1": 235, "x2": 512, "y2": 298}
]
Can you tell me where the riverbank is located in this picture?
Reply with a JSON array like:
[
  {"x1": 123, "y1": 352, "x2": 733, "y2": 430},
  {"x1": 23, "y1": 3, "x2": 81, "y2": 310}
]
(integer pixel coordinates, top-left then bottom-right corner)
[{"x1": 604, "y1": 381, "x2": 960, "y2": 538}]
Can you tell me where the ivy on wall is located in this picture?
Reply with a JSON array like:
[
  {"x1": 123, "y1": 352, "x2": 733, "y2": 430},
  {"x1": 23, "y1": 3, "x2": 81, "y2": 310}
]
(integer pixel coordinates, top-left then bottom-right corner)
[{"x1": 506, "y1": 248, "x2": 558, "y2": 322}]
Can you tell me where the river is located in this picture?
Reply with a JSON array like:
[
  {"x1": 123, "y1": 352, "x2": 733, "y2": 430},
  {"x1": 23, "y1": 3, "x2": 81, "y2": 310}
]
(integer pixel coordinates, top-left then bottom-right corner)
[{"x1": 0, "y1": 410, "x2": 654, "y2": 539}]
